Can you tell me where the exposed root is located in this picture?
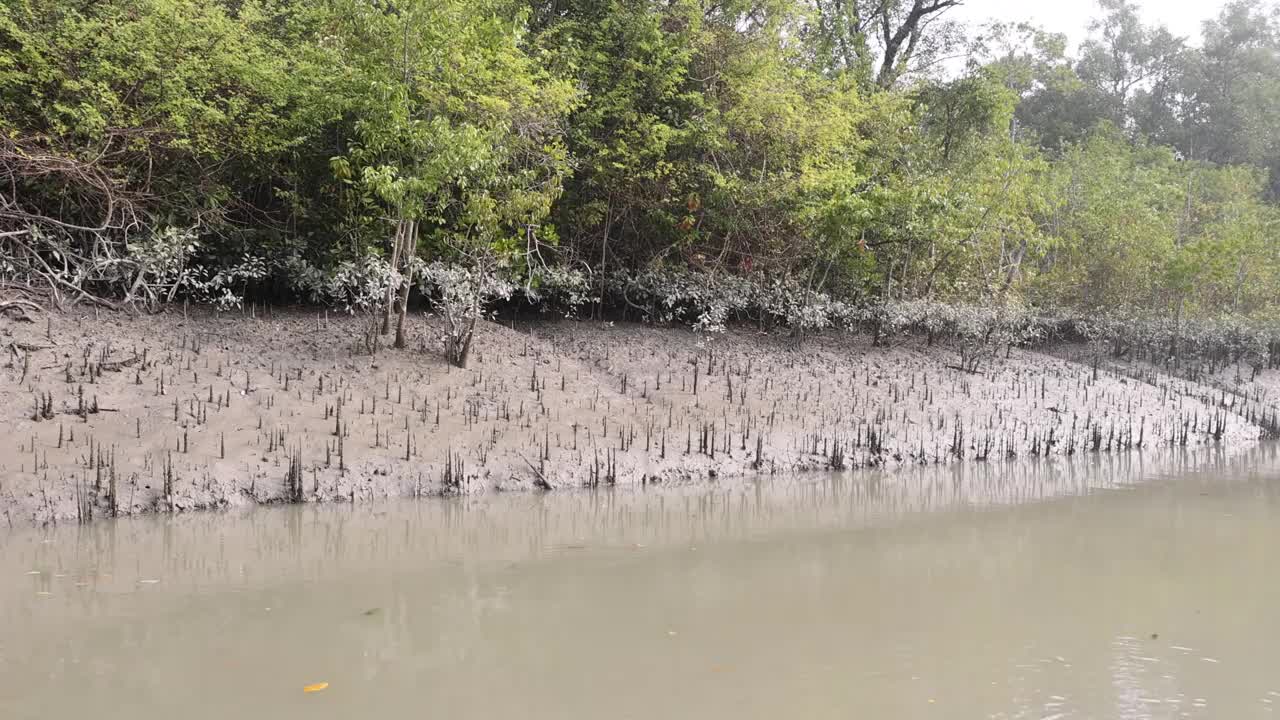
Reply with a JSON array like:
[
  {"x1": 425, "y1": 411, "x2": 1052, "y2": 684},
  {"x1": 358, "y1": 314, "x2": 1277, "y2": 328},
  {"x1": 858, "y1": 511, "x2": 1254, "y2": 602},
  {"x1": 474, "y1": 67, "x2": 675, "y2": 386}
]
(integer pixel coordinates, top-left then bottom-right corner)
[{"x1": 0, "y1": 298, "x2": 41, "y2": 322}]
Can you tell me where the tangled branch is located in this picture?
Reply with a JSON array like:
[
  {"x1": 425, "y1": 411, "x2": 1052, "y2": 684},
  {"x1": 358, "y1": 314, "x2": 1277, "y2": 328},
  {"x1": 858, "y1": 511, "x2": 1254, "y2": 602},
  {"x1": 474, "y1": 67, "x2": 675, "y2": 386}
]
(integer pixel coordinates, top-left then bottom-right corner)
[{"x1": 0, "y1": 133, "x2": 149, "y2": 235}]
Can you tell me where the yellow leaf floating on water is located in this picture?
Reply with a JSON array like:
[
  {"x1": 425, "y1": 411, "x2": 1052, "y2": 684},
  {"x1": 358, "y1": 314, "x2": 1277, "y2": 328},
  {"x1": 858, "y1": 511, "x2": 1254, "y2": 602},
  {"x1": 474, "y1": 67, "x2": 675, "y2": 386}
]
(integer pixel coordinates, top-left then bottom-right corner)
[{"x1": 303, "y1": 683, "x2": 329, "y2": 693}]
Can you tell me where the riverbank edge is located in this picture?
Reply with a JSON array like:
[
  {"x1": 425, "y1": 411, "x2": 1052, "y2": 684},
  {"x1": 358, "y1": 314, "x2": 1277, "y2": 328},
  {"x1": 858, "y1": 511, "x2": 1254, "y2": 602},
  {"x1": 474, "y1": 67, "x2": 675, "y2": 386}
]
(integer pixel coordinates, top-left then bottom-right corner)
[{"x1": 1, "y1": 307, "x2": 1276, "y2": 528}]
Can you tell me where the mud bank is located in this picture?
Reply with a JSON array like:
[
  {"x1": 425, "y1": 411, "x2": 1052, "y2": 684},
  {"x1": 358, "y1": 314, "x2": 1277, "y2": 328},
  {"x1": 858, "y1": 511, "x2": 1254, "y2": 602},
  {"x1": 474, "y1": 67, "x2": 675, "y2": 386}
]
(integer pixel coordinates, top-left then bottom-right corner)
[{"x1": 1, "y1": 308, "x2": 1276, "y2": 527}]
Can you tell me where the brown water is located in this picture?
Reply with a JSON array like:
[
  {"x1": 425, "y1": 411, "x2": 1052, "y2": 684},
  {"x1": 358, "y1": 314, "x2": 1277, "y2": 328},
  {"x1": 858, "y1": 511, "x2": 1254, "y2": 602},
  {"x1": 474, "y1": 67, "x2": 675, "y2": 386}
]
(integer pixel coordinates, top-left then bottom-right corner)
[{"x1": 3, "y1": 448, "x2": 1280, "y2": 719}]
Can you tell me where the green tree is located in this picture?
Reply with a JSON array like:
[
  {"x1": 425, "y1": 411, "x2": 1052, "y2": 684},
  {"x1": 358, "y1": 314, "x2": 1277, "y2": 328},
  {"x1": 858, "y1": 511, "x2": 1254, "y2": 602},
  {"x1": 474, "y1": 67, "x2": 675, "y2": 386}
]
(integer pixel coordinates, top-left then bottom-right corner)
[
  {"x1": 805, "y1": 0, "x2": 966, "y2": 88},
  {"x1": 1175, "y1": 2, "x2": 1280, "y2": 196},
  {"x1": 324, "y1": 0, "x2": 575, "y2": 351},
  {"x1": 1076, "y1": 0, "x2": 1186, "y2": 131}
]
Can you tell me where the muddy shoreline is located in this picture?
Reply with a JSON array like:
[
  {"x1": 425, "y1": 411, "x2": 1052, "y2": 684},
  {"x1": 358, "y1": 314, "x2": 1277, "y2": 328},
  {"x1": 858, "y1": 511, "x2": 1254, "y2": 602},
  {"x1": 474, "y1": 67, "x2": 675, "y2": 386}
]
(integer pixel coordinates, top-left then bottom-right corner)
[{"x1": 2, "y1": 307, "x2": 1277, "y2": 528}]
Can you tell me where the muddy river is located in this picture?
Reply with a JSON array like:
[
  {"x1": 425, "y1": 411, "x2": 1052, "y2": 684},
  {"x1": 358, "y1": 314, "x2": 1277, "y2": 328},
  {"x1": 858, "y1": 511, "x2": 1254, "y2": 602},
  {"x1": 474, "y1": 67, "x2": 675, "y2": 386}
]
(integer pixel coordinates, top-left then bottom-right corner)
[{"x1": 3, "y1": 448, "x2": 1279, "y2": 719}]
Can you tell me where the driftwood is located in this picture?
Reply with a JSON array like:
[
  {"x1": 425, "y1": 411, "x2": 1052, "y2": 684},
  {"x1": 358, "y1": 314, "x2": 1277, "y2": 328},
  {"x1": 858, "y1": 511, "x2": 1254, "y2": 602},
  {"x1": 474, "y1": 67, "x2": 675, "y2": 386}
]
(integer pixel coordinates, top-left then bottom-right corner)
[
  {"x1": 11, "y1": 342, "x2": 51, "y2": 353},
  {"x1": 98, "y1": 354, "x2": 140, "y2": 372}
]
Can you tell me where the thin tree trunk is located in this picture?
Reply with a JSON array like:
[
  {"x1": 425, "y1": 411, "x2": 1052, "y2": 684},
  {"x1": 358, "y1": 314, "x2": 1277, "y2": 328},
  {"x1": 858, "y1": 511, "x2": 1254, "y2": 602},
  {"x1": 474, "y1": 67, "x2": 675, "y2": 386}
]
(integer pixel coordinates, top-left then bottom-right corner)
[
  {"x1": 446, "y1": 306, "x2": 478, "y2": 368},
  {"x1": 1170, "y1": 169, "x2": 1196, "y2": 363},
  {"x1": 1170, "y1": 294, "x2": 1184, "y2": 363},
  {"x1": 382, "y1": 219, "x2": 405, "y2": 336},
  {"x1": 394, "y1": 220, "x2": 417, "y2": 349},
  {"x1": 456, "y1": 315, "x2": 476, "y2": 368},
  {"x1": 595, "y1": 197, "x2": 612, "y2": 322}
]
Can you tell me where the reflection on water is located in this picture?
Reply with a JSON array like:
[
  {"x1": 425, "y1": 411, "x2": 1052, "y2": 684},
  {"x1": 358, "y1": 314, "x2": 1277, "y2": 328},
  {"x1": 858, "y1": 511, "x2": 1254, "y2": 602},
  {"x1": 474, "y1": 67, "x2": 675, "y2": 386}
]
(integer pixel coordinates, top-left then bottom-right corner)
[{"x1": 2, "y1": 445, "x2": 1279, "y2": 719}]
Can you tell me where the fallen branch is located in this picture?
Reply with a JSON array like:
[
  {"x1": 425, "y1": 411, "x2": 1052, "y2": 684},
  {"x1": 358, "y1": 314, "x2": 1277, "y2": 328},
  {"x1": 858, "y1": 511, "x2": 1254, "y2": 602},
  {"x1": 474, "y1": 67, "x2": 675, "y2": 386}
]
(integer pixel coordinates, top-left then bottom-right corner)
[
  {"x1": 517, "y1": 452, "x2": 553, "y2": 491},
  {"x1": 99, "y1": 354, "x2": 141, "y2": 372},
  {"x1": 59, "y1": 407, "x2": 119, "y2": 415},
  {"x1": 11, "y1": 342, "x2": 51, "y2": 352}
]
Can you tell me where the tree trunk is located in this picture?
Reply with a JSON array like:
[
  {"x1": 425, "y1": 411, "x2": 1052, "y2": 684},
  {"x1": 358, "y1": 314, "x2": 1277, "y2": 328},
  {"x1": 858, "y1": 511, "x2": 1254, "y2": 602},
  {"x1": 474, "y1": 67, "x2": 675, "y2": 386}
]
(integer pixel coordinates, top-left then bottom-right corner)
[
  {"x1": 1169, "y1": 294, "x2": 1184, "y2": 363},
  {"x1": 446, "y1": 316, "x2": 476, "y2": 369},
  {"x1": 455, "y1": 319, "x2": 475, "y2": 368},
  {"x1": 393, "y1": 220, "x2": 417, "y2": 349},
  {"x1": 596, "y1": 201, "x2": 612, "y2": 322},
  {"x1": 382, "y1": 219, "x2": 406, "y2": 336}
]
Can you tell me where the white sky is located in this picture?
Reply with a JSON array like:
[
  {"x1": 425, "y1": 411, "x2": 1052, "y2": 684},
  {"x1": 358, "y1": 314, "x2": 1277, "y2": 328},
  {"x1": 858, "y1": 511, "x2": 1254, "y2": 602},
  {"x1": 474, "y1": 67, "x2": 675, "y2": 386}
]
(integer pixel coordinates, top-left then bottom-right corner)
[{"x1": 950, "y1": 0, "x2": 1232, "y2": 48}]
